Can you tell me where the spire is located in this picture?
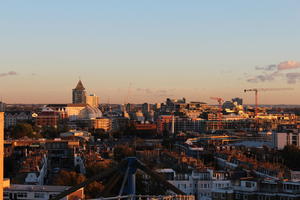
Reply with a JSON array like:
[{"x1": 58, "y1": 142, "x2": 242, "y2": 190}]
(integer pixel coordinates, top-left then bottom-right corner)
[{"x1": 75, "y1": 80, "x2": 85, "y2": 90}]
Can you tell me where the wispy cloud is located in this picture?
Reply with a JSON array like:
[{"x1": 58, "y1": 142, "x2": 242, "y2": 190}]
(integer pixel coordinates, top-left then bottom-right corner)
[
  {"x1": 136, "y1": 88, "x2": 174, "y2": 97},
  {"x1": 255, "y1": 64, "x2": 277, "y2": 71},
  {"x1": 0, "y1": 71, "x2": 18, "y2": 78},
  {"x1": 136, "y1": 88, "x2": 153, "y2": 94},
  {"x1": 247, "y1": 61, "x2": 300, "y2": 84},
  {"x1": 286, "y1": 72, "x2": 300, "y2": 84},
  {"x1": 278, "y1": 61, "x2": 300, "y2": 70}
]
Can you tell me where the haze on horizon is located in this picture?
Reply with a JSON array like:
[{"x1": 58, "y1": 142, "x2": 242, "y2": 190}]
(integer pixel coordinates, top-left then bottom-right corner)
[{"x1": 0, "y1": 1, "x2": 300, "y2": 105}]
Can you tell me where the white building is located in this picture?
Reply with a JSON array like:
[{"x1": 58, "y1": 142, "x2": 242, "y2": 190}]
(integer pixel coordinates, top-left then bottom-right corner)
[
  {"x1": 272, "y1": 131, "x2": 300, "y2": 150},
  {"x1": 4, "y1": 184, "x2": 84, "y2": 200},
  {"x1": 157, "y1": 169, "x2": 231, "y2": 200}
]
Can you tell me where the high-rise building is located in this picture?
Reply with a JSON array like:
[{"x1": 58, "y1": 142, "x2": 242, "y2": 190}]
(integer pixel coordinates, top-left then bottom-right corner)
[
  {"x1": 86, "y1": 94, "x2": 99, "y2": 107},
  {"x1": 0, "y1": 112, "x2": 4, "y2": 197},
  {"x1": 0, "y1": 102, "x2": 6, "y2": 112},
  {"x1": 72, "y1": 80, "x2": 86, "y2": 104}
]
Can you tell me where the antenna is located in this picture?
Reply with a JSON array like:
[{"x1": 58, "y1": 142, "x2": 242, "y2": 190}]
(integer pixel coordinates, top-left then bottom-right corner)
[{"x1": 125, "y1": 82, "x2": 132, "y2": 105}]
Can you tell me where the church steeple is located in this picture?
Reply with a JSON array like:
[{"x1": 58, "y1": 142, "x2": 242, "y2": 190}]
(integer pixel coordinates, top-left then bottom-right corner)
[
  {"x1": 75, "y1": 80, "x2": 85, "y2": 90},
  {"x1": 72, "y1": 80, "x2": 86, "y2": 104}
]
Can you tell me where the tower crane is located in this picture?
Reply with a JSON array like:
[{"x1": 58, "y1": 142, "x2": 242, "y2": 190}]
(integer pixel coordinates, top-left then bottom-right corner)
[
  {"x1": 210, "y1": 97, "x2": 224, "y2": 130},
  {"x1": 243, "y1": 88, "x2": 293, "y2": 118}
]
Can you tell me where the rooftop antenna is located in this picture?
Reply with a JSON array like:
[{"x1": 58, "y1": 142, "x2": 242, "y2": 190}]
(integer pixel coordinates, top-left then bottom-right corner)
[{"x1": 125, "y1": 82, "x2": 132, "y2": 105}]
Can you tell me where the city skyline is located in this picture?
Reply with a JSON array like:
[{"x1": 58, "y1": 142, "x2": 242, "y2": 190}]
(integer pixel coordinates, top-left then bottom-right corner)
[{"x1": 1, "y1": 1, "x2": 300, "y2": 104}]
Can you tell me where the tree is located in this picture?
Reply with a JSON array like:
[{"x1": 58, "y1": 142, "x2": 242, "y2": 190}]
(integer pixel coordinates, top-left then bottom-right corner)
[
  {"x1": 53, "y1": 170, "x2": 86, "y2": 186},
  {"x1": 281, "y1": 145, "x2": 300, "y2": 170},
  {"x1": 93, "y1": 129, "x2": 108, "y2": 140},
  {"x1": 53, "y1": 170, "x2": 104, "y2": 198},
  {"x1": 41, "y1": 126, "x2": 59, "y2": 138},
  {"x1": 85, "y1": 161, "x2": 113, "y2": 178},
  {"x1": 12, "y1": 123, "x2": 35, "y2": 139},
  {"x1": 113, "y1": 145, "x2": 134, "y2": 161},
  {"x1": 85, "y1": 181, "x2": 105, "y2": 199}
]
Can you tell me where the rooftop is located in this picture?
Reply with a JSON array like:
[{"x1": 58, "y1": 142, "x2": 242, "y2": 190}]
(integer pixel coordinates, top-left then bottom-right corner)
[
  {"x1": 6, "y1": 184, "x2": 71, "y2": 192},
  {"x1": 74, "y1": 80, "x2": 85, "y2": 90}
]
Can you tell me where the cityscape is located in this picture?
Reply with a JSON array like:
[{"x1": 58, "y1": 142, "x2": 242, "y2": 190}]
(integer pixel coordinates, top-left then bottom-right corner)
[{"x1": 1, "y1": 1, "x2": 300, "y2": 200}]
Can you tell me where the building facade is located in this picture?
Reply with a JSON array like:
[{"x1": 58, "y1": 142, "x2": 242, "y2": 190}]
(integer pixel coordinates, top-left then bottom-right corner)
[
  {"x1": 72, "y1": 80, "x2": 86, "y2": 104},
  {"x1": 272, "y1": 130, "x2": 300, "y2": 150},
  {"x1": 86, "y1": 94, "x2": 99, "y2": 107},
  {"x1": 4, "y1": 184, "x2": 84, "y2": 200}
]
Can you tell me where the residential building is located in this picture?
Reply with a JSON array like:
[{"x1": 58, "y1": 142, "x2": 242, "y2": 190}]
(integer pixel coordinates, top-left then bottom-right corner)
[
  {"x1": 272, "y1": 130, "x2": 300, "y2": 150},
  {"x1": 36, "y1": 108, "x2": 59, "y2": 128},
  {"x1": 45, "y1": 140, "x2": 80, "y2": 169},
  {"x1": 4, "y1": 111, "x2": 33, "y2": 128},
  {"x1": 157, "y1": 168, "x2": 231, "y2": 199},
  {"x1": 92, "y1": 117, "x2": 112, "y2": 132},
  {"x1": 211, "y1": 178, "x2": 300, "y2": 200},
  {"x1": 4, "y1": 184, "x2": 84, "y2": 200},
  {"x1": 86, "y1": 94, "x2": 99, "y2": 107}
]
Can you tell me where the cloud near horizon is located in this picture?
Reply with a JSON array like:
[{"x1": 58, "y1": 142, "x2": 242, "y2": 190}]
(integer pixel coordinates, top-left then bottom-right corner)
[
  {"x1": 0, "y1": 71, "x2": 18, "y2": 78},
  {"x1": 247, "y1": 61, "x2": 300, "y2": 84},
  {"x1": 136, "y1": 88, "x2": 175, "y2": 97},
  {"x1": 278, "y1": 61, "x2": 300, "y2": 70}
]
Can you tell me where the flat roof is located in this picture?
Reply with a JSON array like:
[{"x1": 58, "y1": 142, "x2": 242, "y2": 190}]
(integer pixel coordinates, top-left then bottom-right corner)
[{"x1": 5, "y1": 184, "x2": 72, "y2": 193}]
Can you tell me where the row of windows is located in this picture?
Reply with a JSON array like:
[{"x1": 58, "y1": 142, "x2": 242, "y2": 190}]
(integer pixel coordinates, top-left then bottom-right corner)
[
  {"x1": 283, "y1": 184, "x2": 300, "y2": 190},
  {"x1": 4, "y1": 192, "x2": 57, "y2": 199},
  {"x1": 176, "y1": 182, "x2": 230, "y2": 190}
]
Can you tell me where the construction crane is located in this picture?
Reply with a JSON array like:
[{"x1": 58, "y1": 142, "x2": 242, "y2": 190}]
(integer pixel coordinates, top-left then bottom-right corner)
[
  {"x1": 210, "y1": 97, "x2": 224, "y2": 130},
  {"x1": 244, "y1": 88, "x2": 293, "y2": 118}
]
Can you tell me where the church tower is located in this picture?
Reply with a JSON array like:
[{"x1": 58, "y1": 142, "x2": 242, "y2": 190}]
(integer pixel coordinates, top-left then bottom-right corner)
[{"x1": 72, "y1": 80, "x2": 87, "y2": 104}]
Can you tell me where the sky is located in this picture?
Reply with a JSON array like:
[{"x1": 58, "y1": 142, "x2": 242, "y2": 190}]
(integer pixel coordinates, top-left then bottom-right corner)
[{"x1": 0, "y1": 1, "x2": 300, "y2": 104}]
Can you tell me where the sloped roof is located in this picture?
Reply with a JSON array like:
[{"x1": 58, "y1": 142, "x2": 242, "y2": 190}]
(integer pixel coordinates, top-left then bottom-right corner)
[{"x1": 74, "y1": 80, "x2": 85, "y2": 90}]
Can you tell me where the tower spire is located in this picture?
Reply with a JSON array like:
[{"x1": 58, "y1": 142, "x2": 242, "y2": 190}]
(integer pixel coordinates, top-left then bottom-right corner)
[{"x1": 75, "y1": 79, "x2": 85, "y2": 90}]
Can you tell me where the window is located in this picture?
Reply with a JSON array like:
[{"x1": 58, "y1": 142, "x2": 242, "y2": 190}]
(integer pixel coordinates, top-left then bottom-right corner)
[
  {"x1": 245, "y1": 182, "x2": 252, "y2": 188},
  {"x1": 221, "y1": 193, "x2": 225, "y2": 199},
  {"x1": 17, "y1": 193, "x2": 28, "y2": 198},
  {"x1": 34, "y1": 193, "x2": 45, "y2": 198}
]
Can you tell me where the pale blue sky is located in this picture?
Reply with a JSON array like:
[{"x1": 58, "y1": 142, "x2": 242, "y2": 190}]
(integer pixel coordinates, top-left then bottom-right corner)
[{"x1": 0, "y1": 1, "x2": 299, "y2": 104}]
